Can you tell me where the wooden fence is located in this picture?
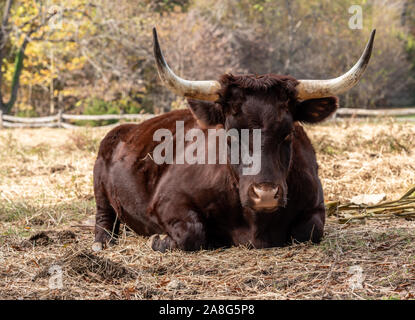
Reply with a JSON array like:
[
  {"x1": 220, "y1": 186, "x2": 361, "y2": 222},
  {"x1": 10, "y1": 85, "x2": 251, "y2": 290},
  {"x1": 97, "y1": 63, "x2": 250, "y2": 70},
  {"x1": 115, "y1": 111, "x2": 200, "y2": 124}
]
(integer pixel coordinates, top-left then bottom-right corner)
[
  {"x1": 0, "y1": 108, "x2": 414, "y2": 129},
  {"x1": 0, "y1": 110, "x2": 155, "y2": 129},
  {"x1": 336, "y1": 108, "x2": 415, "y2": 117}
]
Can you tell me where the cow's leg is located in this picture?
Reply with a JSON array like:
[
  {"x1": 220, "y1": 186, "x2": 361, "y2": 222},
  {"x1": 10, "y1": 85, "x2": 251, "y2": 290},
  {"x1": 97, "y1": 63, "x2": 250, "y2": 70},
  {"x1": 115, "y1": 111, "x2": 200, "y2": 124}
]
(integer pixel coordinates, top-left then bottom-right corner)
[
  {"x1": 289, "y1": 204, "x2": 325, "y2": 244},
  {"x1": 93, "y1": 187, "x2": 120, "y2": 252},
  {"x1": 149, "y1": 210, "x2": 206, "y2": 252}
]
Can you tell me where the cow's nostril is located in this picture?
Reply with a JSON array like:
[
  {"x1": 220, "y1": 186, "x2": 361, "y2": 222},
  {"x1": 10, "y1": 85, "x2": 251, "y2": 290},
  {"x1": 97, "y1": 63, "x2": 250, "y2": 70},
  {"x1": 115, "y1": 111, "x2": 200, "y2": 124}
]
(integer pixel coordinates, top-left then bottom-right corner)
[
  {"x1": 252, "y1": 185, "x2": 262, "y2": 199},
  {"x1": 251, "y1": 184, "x2": 279, "y2": 199},
  {"x1": 273, "y1": 186, "x2": 280, "y2": 199}
]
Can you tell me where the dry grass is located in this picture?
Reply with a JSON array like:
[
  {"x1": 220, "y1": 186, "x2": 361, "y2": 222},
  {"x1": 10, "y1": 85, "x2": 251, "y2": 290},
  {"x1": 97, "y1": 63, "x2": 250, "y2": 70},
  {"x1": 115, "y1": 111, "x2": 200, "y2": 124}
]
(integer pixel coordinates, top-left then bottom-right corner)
[{"x1": 0, "y1": 119, "x2": 414, "y2": 300}]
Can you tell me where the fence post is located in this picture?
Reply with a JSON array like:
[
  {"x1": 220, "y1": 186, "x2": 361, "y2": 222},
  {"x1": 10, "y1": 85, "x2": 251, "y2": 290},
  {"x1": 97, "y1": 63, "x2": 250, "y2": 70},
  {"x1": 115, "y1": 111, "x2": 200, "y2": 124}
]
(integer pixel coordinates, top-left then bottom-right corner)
[
  {"x1": 58, "y1": 110, "x2": 63, "y2": 128},
  {"x1": 0, "y1": 110, "x2": 3, "y2": 129}
]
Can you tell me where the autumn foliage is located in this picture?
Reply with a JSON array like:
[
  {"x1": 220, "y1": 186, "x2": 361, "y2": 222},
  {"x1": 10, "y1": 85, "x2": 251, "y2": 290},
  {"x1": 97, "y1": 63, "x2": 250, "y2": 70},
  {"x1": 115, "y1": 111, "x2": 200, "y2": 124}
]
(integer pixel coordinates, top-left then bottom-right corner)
[{"x1": 0, "y1": 0, "x2": 414, "y2": 116}]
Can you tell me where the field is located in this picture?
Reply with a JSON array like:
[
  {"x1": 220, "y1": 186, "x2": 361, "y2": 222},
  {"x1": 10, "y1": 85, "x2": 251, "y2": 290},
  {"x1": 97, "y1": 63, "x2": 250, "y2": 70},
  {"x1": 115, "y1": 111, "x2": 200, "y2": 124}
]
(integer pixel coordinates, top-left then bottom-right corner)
[{"x1": 0, "y1": 119, "x2": 415, "y2": 300}]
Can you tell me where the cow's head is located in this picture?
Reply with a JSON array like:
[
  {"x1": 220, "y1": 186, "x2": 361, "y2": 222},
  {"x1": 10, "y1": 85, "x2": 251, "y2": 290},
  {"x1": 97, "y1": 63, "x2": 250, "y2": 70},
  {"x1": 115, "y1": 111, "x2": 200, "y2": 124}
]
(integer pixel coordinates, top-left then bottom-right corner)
[{"x1": 153, "y1": 28, "x2": 375, "y2": 212}]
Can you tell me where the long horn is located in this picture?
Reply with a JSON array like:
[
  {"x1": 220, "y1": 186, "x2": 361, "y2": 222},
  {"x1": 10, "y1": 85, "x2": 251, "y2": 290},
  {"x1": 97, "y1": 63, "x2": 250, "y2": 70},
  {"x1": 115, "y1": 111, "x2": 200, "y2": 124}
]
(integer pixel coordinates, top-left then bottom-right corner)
[
  {"x1": 296, "y1": 29, "x2": 376, "y2": 100},
  {"x1": 153, "y1": 27, "x2": 220, "y2": 101}
]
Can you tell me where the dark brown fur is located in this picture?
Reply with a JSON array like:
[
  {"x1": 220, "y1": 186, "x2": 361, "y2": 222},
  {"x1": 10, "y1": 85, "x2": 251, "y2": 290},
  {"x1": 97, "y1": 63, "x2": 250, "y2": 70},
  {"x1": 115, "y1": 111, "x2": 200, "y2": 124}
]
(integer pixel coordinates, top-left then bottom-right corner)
[{"x1": 93, "y1": 74, "x2": 338, "y2": 251}]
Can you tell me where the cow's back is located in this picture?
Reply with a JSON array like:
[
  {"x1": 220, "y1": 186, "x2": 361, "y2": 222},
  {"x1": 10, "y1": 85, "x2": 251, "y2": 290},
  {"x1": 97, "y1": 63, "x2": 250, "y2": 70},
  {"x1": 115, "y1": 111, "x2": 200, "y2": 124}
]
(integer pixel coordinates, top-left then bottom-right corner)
[{"x1": 97, "y1": 109, "x2": 195, "y2": 165}]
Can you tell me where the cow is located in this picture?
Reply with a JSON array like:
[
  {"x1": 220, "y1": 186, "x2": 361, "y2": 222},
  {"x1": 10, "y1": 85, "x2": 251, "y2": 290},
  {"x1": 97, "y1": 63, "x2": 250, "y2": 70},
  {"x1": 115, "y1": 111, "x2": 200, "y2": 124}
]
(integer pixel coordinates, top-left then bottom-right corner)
[{"x1": 92, "y1": 28, "x2": 375, "y2": 252}]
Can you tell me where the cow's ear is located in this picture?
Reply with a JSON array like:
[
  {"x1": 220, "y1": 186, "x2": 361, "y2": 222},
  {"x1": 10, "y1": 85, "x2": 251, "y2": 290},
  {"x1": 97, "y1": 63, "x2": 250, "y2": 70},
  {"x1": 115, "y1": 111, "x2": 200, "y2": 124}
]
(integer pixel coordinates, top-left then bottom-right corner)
[
  {"x1": 294, "y1": 97, "x2": 338, "y2": 123},
  {"x1": 187, "y1": 99, "x2": 225, "y2": 129}
]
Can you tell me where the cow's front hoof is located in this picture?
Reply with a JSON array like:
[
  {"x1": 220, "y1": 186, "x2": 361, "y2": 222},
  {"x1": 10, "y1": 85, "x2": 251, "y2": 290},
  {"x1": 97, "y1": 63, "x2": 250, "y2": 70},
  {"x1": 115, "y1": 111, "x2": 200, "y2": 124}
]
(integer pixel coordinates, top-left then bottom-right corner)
[
  {"x1": 148, "y1": 234, "x2": 170, "y2": 252},
  {"x1": 92, "y1": 242, "x2": 103, "y2": 252},
  {"x1": 92, "y1": 234, "x2": 118, "y2": 252}
]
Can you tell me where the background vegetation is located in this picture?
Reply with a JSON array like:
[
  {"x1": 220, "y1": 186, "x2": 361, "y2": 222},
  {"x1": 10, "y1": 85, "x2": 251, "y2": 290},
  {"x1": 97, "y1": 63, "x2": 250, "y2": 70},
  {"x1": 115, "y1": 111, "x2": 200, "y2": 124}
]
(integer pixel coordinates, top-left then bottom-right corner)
[{"x1": 0, "y1": 0, "x2": 414, "y2": 117}]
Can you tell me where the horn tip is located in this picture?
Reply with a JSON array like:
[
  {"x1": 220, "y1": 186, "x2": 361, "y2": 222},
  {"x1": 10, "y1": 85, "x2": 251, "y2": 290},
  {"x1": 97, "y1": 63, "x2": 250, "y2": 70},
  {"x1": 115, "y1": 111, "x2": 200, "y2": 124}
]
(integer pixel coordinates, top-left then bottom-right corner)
[
  {"x1": 367, "y1": 29, "x2": 376, "y2": 54},
  {"x1": 368, "y1": 29, "x2": 376, "y2": 46},
  {"x1": 152, "y1": 27, "x2": 161, "y2": 58}
]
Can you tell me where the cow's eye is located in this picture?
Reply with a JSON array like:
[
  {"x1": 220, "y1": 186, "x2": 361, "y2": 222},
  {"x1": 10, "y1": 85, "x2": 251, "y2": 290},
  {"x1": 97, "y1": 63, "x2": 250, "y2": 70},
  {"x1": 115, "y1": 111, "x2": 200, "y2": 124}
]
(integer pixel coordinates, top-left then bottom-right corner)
[
  {"x1": 231, "y1": 109, "x2": 240, "y2": 116},
  {"x1": 230, "y1": 104, "x2": 242, "y2": 116}
]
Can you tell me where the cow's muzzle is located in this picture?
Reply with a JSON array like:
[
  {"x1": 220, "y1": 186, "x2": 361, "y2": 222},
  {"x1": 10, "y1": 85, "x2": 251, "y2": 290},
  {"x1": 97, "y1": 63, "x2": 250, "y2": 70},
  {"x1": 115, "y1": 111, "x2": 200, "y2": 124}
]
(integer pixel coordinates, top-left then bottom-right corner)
[{"x1": 248, "y1": 182, "x2": 284, "y2": 212}]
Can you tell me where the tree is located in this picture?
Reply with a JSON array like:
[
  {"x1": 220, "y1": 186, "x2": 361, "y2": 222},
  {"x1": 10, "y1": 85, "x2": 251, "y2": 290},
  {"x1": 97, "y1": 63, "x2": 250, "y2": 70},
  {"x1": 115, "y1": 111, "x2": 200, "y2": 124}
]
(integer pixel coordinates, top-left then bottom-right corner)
[
  {"x1": 1, "y1": 0, "x2": 50, "y2": 113},
  {"x1": 402, "y1": 0, "x2": 415, "y2": 104},
  {"x1": 0, "y1": 0, "x2": 89, "y2": 114},
  {"x1": 193, "y1": 0, "x2": 414, "y2": 108},
  {"x1": 1, "y1": 0, "x2": 414, "y2": 115}
]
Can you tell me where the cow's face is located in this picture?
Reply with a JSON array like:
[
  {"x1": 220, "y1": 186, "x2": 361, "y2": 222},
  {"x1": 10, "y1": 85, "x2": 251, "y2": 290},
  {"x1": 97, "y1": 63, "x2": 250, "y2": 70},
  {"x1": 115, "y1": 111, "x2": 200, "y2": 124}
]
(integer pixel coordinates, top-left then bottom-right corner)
[
  {"x1": 153, "y1": 27, "x2": 373, "y2": 211},
  {"x1": 188, "y1": 74, "x2": 337, "y2": 212}
]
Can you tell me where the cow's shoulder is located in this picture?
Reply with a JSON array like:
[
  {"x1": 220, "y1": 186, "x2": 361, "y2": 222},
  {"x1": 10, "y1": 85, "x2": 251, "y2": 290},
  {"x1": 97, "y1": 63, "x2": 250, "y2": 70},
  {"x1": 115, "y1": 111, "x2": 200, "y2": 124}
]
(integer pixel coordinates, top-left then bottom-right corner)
[
  {"x1": 97, "y1": 123, "x2": 138, "y2": 164},
  {"x1": 97, "y1": 109, "x2": 196, "y2": 164}
]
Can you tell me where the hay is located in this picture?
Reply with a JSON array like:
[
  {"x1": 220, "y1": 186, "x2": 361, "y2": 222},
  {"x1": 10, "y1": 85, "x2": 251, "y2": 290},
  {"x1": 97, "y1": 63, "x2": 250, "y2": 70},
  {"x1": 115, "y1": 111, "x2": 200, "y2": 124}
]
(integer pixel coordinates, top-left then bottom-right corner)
[
  {"x1": 327, "y1": 185, "x2": 415, "y2": 223},
  {"x1": 33, "y1": 249, "x2": 136, "y2": 283},
  {"x1": 0, "y1": 119, "x2": 414, "y2": 300}
]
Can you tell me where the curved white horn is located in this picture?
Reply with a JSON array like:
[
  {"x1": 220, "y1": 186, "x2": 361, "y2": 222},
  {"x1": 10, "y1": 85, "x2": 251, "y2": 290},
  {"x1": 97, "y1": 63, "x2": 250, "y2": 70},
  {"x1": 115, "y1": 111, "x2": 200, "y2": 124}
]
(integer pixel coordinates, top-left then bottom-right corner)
[
  {"x1": 297, "y1": 29, "x2": 376, "y2": 100},
  {"x1": 153, "y1": 27, "x2": 220, "y2": 101}
]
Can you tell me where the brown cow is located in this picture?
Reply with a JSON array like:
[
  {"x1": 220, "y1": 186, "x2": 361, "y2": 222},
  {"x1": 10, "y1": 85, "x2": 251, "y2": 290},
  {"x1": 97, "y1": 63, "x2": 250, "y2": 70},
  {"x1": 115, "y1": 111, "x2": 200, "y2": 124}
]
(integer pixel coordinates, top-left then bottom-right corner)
[{"x1": 92, "y1": 28, "x2": 375, "y2": 252}]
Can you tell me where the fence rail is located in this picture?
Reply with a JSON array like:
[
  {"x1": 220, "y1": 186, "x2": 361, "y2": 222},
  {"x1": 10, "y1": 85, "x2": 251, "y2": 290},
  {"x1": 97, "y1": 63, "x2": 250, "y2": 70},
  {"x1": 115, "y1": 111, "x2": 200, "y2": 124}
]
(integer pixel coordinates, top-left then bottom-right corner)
[
  {"x1": 0, "y1": 110, "x2": 155, "y2": 129},
  {"x1": 0, "y1": 107, "x2": 414, "y2": 129},
  {"x1": 336, "y1": 108, "x2": 415, "y2": 117}
]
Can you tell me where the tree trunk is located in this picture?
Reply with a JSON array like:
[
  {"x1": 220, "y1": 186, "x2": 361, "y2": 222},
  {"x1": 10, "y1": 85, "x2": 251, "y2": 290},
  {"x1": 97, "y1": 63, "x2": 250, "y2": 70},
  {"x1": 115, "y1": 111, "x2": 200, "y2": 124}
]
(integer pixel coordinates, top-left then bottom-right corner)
[
  {"x1": 0, "y1": 39, "x2": 28, "y2": 114},
  {"x1": 0, "y1": 0, "x2": 14, "y2": 114}
]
